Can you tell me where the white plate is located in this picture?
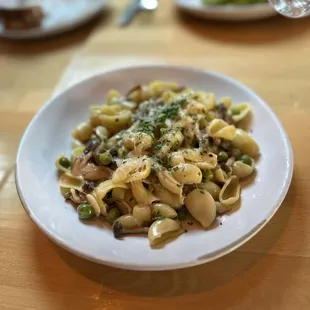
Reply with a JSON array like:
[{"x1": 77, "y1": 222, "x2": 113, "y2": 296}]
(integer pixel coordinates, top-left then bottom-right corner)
[
  {"x1": 16, "y1": 65, "x2": 293, "y2": 271},
  {"x1": 0, "y1": 0, "x2": 107, "y2": 39},
  {"x1": 174, "y1": 0, "x2": 277, "y2": 21}
]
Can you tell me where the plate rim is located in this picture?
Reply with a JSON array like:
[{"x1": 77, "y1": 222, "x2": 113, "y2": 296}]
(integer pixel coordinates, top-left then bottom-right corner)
[
  {"x1": 174, "y1": 0, "x2": 274, "y2": 11},
  {"x1": 15, "y1": 64, "x2": 294, "y2": 270}
]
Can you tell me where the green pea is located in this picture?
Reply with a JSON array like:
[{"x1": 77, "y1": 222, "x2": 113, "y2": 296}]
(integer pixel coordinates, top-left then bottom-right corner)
[
  {"x1": 240, "y1": 155, "x2": 253, "y2": 166},
  {"x1": 230, "y1": 148, "x2": 242, "y2": 159},
  {"x1": 108, "y1": 207, "x2": 121, "y2": 223},
  {"x1": 99, "y1": 152, "x2": 112, "y2": 165},
  {"x1": 218, "y1": 151, "x2": 228, "y2": 162},
  {"x1": 203, "y1": 169, "x2": 214, "y2": 181},
  {"x1": 177, "y1": 208, "x2": 188, "y2": 221},
  {"x1": 59, "y1": 157, "x2": 71, "y2": 169},
  {"x1": 77, "y1": 204, "x2": 95, "y2": 220}
]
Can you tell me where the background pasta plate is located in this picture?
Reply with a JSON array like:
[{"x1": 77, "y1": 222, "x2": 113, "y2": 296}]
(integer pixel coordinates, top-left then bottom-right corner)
[
  {"x1": 174, "y1": 0, "x2": 277, "y2": 21},
  {"x1": 16, "y1": 65, "x2": 293, "y2": 271}
]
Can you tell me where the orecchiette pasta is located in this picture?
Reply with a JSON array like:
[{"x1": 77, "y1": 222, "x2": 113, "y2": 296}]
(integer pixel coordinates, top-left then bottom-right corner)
[
  {"x1": 219, "y1": 176, "x2": 240, "y2": 206},
  {"x1": 207, "y1": 119, "x2": 236, "y2": 140},
  {"x1": 131, "y1": 181, "x2": 158, "y2": 205},
  {"x1": 56, "y1": 80, "x2": 260, "y2": 247},
  {"x1": 231, "y1": 129, "x2": 259, "y2": 157},
  {"x1": 171, "y1": 163, "x2": 202, "y2": 184},
  {"x1": 185, "y1": 189, "x2": 216, "y2": 228},
  {"x1": 229, "y1": 103, "x2": 250, "y2": 122},
  {"x1": 112, "y1": 157, "x2": 151, "y2": 183}
]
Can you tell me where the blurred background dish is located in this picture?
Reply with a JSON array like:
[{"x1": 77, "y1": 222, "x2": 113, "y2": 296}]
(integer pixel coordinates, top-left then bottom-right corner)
[
  {"x1": 0, "y1": 0, "x2": 107, "y2": 39},
  {"x1": 174, "y1": 0, "x2": 277, "y2": 21}
]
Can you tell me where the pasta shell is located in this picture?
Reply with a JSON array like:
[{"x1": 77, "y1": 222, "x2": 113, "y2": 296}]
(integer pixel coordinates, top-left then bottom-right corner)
[
  {"x1": 219, "y1": 96, "x2": 232, "y2": 108},
  {"x1": 153, "y1": 184, "x2": 184, "y2": 209},
  {"x1": 133, "y1": 204, "x2": 152, "y2": 223},
  {"x1": 214, "y1": 168, "x2": 229, "y2": 183},
  {"x1": 94, "y1": 180, "x2": 129, "y2": 215},
  {"x1": 207, "y1": 119, "x2": 236, "y2": 140},
  {"x1": 232, "y1": 161, "x2": 254, "y2": 178},
  {"x1": 131, "y1": 181, "x2": 158, "y2": 205},
  {"x1": 122, "y1": 132, "x2": 153, "y2": 151},
  {"x1": 231, "y1": 129, "x2": 259, "y2": 158},
  {"x1": 198, "y1": 181, "x2": 221, "y2": 200},
  {"x1": 90, "y1": 106, "x2": 131, "y2": 134},
  {"x1": 186, "y1": 101, "x2": 206, "y2": 115},
  {"x1": 112, "y1": 157, "x2": 151, "y2": 183},
  {"x1": 215, "y1": 201, "x2": 233, "y2": 214},
  {"x1": 182, "y1": 149, "x2": 217, "y2": 169},
  {"x1": 59, "y1": 172, "x2": 83, "y2": 191},
  {"x1": 112, "y1": 215, "x2": 149, "y2": 238},
  {"x1": 112, "y1": 187, "x2": 127, "y2": 200},
  {"x1": 229, "y1": 103, "x2": 250, "y2": 122},
  {"x1": 72, "y1": 121, "x2": 93, "y2": 142},
  {"x1": 171, "y1": 163, "x2": 202, "y2": 184},
  {"x1": 185, "y1": 189, "x2": 216, "y2": 228},
  {"x1": 193, "y1": 92, "x2": 216, "y2": 111},
  {"x1": 86, "y1": 194, "x2": 101, "y2": 217},
  {"x1": 124, "y1": 190, "x2": 137, "y2": 207},
  {"x1": 148, "y1": 218, "x2": 184, "y2": 246},
  {"x1": 158, "y1": 170, "x2": 183, "y2": 195},
  {"x1": 152, "y1": 203, "x2": 178, "y2": 219},
  {"x1": 219, "y1": 176, "x2": 240, "y2": 206},
  {"x1": 169, "y1": 152, "x2": 185, "y2": 166}
]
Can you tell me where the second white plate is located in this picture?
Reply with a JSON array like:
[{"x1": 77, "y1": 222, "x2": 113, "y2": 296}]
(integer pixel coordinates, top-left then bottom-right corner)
[
  {"x1": 174, "y1": 0, "x2": 277, "y2": 21},
  {"x1": 0, "y1": 0, "x2": 107, "y2": 39}
]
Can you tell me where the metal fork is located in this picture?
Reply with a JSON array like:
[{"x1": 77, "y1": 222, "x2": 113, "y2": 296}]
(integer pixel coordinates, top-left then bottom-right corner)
[{"x1": 118, "y1": 0, "x2": 159, "y2": 27}]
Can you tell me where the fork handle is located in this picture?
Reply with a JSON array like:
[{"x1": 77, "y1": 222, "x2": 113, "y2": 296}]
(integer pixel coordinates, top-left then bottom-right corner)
[{"x1": 118, "y1": 0, "x2": 141, "y2": 26}]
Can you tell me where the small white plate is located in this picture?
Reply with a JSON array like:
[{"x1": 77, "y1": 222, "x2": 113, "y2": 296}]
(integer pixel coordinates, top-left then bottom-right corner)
[
  {"x1": 16, "y1": 65, "x2": 293, "y2": 271},
  {"x1": 174, "y1": 0, "x2": 277, "y2": 21},
  {"x1": 0, "y1": 0, "x2": 107, "y2": 39}
]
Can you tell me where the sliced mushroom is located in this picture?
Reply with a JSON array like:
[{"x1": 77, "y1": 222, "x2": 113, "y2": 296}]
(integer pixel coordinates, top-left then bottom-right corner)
[
  {"x1": 71, "y1": 152, "x2": 113, "y2": 181},
  {"x1": 148, "y1": 218, "x2": 184, "y2": 247},
  {"x1": 112, "y1": 215, "x2": 149, "y2": 238}
]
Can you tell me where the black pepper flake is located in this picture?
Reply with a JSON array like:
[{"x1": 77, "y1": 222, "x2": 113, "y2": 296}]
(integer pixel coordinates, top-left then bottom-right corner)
[
  {"x1": 184, "y1": 229, "x2": 188, "y2": 233},
  {"x1": 116, "y1": 118, "x2": 119, "y2": 122},
  {"x1": 208, "y1": 154, "x2": 213, "y2": 157},
  {"x1": 187, "y1": 222, "x2": 193, "y2": 226},
  {"x1": 220, "y1": 222, "x2": 223, "y2": 226}
]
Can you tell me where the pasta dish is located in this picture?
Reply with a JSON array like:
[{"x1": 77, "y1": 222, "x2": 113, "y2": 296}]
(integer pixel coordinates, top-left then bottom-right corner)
[{"x1": 56, "y1": 81, "x2": 259, "y2": 247}]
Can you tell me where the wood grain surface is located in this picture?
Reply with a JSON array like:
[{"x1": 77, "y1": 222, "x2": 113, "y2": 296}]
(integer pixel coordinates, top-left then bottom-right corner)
[{"x1": 1, "y1": 1, "x2": 310, "y2": 309}]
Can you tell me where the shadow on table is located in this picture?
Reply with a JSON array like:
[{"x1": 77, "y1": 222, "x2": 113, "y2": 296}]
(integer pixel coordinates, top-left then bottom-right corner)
[
  {"x1": 0, "y1": 8, "x2": 112, "y2": 55},
  {"x1": 176, "y1": 12, "x2": 310, "y2": 44},
  {"x1": 32, "y1": 173, "x2": 301, "y2": 305}
]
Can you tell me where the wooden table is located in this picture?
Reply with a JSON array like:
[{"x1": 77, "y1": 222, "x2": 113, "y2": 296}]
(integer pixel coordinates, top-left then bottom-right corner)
[{"x1": 1, "y1": 1, "x2": 310, "y2": 309}]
